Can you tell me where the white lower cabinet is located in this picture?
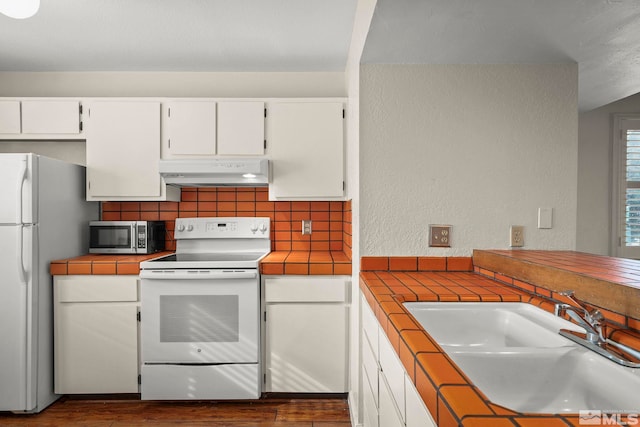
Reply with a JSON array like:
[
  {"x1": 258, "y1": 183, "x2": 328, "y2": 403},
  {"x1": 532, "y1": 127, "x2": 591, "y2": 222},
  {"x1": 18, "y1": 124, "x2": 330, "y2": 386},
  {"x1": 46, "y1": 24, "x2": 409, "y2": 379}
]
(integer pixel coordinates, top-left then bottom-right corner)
[
  {"x1": 360, "y1": 291, "x2": 436, "y2": 427},
  {"x1": 263, "y1": 276, "x2": 349, "y2": 393},
  {"x1": 406, "y1": 373, "x2": 436, "y2": 427},
  {"x1": 379, "y1": 371, "x2": 405, "y2": 427},
  {"x1": 54, "y1": 275, "x2": 140, "y2": 394}
]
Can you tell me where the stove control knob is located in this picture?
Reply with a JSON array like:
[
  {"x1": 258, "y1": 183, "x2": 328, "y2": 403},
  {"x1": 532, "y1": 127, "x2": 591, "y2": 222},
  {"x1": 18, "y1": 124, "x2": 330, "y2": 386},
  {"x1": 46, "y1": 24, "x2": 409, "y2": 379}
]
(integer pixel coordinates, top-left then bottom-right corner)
[
  {"x1": 259, "y1": 223, "x2": 268, "y2": 233},
  {"x1": 187, "y1": 224, "x2": 194, "y2": 232},
  {"x1": 177, "y1": 224, "x2": 185, "y2": 232},
  {"x1": 250, "y1": 223, "x2": 258, "y2": 234}
]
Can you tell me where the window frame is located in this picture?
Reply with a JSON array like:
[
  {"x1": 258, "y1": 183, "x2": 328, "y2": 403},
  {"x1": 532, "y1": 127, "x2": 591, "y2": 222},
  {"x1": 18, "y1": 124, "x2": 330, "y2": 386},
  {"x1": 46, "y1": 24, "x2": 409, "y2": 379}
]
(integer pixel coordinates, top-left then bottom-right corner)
[{"x1": 612, "y1": 114, "x2": 640, "y2": 259}]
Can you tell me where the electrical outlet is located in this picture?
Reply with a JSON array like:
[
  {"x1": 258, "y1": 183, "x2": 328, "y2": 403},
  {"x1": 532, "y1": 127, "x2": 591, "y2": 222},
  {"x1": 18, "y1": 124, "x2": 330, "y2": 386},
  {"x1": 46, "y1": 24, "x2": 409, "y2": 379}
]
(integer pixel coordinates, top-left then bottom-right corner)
[
  {"x1": 429, "y1": 225, "x2": 451, "y2": 247},
  {"x1": 302, "y1": 220, "x2": 312, "y2": 235},
  {"x1": 510, "y1": 225, "x2": 524, "y2": 247}
]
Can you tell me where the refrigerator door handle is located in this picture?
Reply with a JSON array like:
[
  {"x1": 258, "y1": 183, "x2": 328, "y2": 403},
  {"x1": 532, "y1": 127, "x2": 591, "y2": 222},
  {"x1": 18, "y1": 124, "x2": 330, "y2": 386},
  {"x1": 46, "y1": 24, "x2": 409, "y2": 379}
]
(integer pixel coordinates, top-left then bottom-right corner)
[
  {"x1": 16, "y1": 225, "x2": 26, "y2": 285},
  {"x1": 16, "y1": 158, "x2": 27, "y2": 224}
]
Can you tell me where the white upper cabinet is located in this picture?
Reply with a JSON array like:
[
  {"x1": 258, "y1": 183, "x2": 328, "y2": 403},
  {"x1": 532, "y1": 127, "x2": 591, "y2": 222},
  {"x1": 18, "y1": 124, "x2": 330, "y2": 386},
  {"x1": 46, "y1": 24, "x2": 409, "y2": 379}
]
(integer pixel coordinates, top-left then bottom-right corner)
[
  {"x1": 85, "y1": 101, "x2": 178, "y2": 201},
  {"x1": 163, "y1": 101, "x2": 216, "y2": 158},
  {"x1": 217, "y1": 101, "x2": 265, "y2": 156},
  {"x1": 0, "y1": 101, "x2": 20, "y2": 133},
  {"x1": 0, "y1": 99, "x2": 82, "y2": 138},
  {"x1": 22, "y1": 100, "x2": 81, "y2": 134},
  {"x1": 267, "y1": 101, "x2": 344, "y2": 200}
]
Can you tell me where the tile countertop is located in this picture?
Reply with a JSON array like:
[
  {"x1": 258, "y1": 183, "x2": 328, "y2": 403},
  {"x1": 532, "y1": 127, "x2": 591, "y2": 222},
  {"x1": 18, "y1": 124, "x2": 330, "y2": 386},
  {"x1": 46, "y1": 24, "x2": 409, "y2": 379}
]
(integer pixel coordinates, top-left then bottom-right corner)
[
  {"x1": 50, "y1": 251, "x2": 352, "y2": 276},
  {"x1": 360, "y1": 250, "x2": 640, "y2": 427},
  {"x1": 50, "y1": 252, "x2": 173, "y2": 275}
]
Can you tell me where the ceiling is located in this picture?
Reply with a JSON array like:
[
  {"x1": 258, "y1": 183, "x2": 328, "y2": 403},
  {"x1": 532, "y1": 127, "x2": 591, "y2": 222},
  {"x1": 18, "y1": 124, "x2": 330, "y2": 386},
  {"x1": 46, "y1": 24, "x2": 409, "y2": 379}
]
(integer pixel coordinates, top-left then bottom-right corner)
[
  {"x1": 0, "y1": 0, "x2": 358, "y2": 72},
  {"x1": 362, "y1": 0, "x2": 640, "y2": 111},
  {"x1": 1, "y1": 0, "x2": 640, "y2": 111}
]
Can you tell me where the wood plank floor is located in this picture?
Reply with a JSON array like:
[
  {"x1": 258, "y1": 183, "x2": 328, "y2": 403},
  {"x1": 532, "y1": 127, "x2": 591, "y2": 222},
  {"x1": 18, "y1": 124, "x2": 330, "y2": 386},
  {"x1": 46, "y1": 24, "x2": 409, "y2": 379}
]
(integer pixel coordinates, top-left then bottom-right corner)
[{"x1": 0, "y1": 396, "x2": 352, "y2": 427}]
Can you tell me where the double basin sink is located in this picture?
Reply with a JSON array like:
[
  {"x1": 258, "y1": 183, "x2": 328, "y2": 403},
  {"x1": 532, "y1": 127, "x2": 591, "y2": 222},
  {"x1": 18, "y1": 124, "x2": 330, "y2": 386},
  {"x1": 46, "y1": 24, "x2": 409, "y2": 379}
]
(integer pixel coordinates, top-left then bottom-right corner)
[{"x1": 403, "y1": 302, "x2": 640, "y2": 414}]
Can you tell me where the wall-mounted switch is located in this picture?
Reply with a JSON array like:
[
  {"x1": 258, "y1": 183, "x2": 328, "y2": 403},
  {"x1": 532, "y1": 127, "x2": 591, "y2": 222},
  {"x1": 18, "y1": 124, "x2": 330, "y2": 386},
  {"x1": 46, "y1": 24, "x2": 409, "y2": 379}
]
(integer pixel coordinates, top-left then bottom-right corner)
[
  {"x1": 538, "y1": 207, "x2": 553, "y2": 229},
  {"x1": 429, "y1": 225, "x2": 451, "y2": 247},
  {"x1": 302, "y1": 220, "x2": 312, "y2": 235}
]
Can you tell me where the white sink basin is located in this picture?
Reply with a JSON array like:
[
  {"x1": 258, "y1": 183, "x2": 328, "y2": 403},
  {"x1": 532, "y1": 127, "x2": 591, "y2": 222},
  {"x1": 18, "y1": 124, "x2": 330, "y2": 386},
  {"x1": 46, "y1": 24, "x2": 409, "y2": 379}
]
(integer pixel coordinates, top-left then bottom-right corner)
[
  {"x1": 403, "y1": 302, "x2": 640, "y2": 414},
  {"x1": 403, "y1": 302, "x2": 582, "y2": 347},
  {"x1": 451, "y1": 347, "x2": 640, "y2": 413}
]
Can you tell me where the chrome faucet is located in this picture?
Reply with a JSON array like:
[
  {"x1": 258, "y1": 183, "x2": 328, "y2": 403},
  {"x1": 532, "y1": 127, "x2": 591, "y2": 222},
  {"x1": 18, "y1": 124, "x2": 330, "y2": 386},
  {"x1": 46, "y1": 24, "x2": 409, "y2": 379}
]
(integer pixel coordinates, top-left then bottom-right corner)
[
  {"x1": 554, "y1": 290, "x2": 640, "y2": 368},
  {"x1": 554, "y1": 290, "x2": 605, "y2": 344}
]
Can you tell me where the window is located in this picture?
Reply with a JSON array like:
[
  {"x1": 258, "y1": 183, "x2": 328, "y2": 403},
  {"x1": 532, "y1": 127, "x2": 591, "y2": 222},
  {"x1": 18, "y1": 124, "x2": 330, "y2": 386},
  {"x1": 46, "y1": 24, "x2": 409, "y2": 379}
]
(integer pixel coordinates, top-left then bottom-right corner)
[{"x1": 613, "y1": 115, "x2": 640, "y2": 258}]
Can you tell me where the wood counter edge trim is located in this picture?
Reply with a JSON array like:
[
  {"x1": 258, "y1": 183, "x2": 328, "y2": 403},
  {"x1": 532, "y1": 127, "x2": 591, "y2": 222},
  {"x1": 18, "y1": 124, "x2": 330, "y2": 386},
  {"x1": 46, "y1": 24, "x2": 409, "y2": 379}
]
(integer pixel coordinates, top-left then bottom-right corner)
[{"x1": 473, "y1": 250, "x2": 640, "y2": 322}]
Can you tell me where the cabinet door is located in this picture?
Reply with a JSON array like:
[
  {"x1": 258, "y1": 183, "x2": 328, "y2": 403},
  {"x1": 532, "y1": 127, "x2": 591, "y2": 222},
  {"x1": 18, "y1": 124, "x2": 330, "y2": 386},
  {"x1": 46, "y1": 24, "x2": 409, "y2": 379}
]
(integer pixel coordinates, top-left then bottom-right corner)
[
  {"x1": 55, "y1": 303, "x2": 138, "y2": 393},
  {"x1": 406, "y1": 373, "x2": 437, "y2": 427},
  {"x1": 379, "y1": 372, "x2": 405, "y2": 427},
  {"x1": 22, "y1": 100, "x2": 80, "y2": 134},
  {"x1": 0, "y1": 100, "x2": 21, "y2": 133},
  {"x1": 267, "y1": 102, "x2": 344, "y2": 199},
  {"x1": 164, "y1": 101, "x2": 216, "y2": 156},
  {"x1": 85, "y1": 101, "x2": 161, "y2": 198},
  {"x1": 217, "y1": 101, "x2": 265, "y2": 155},
  {"x1": 363, "y1": 366, "x2": 379, "y2": 427},
  {"x1": 266, "y1": 303, "x2": 348, "y2": 392}
]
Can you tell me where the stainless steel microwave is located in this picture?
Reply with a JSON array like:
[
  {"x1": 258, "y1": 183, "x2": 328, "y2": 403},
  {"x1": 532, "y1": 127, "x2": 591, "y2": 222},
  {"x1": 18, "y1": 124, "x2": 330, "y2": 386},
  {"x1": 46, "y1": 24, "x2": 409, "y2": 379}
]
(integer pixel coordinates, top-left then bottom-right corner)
[{"x1": 89, "y1": 221, "x2": 166, "y2": 254}]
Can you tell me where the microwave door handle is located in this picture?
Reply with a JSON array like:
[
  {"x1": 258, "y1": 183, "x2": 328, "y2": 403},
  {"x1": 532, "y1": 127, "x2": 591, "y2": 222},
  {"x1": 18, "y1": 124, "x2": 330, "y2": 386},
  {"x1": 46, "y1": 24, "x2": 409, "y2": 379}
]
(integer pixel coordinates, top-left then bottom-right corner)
[{"x1": 132, "y1": 224, "x2": 138, "y2": 252}]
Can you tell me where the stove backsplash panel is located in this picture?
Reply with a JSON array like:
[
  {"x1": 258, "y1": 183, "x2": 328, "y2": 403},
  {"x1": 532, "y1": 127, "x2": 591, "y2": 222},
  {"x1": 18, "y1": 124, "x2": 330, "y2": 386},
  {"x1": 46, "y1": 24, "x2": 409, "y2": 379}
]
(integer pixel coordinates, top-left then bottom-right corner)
[{"x1": 101, "y1": 188, "x2": 352, "y2": 258}]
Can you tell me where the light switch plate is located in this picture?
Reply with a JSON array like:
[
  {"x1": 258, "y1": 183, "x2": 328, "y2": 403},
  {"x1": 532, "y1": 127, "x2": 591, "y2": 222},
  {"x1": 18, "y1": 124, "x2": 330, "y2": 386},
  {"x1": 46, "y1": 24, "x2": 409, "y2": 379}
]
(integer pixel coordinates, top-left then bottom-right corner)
[{"x1": 538, "y1": 207, "x2": 553, "y2": 229}]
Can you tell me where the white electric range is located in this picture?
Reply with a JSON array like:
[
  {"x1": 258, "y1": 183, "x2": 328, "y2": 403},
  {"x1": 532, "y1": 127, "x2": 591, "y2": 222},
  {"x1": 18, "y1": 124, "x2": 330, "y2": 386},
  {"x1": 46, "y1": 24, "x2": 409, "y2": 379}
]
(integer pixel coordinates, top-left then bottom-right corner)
[{"x1": 139, "y1": 217, "x2": 270, "y2": 400}]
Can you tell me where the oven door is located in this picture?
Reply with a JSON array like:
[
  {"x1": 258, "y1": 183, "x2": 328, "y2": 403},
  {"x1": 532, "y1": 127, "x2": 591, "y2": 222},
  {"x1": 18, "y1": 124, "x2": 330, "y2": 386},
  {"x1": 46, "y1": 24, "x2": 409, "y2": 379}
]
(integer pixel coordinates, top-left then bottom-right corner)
[{"x1": 140, "y1": 269, "x2": 259, "y2": 364}]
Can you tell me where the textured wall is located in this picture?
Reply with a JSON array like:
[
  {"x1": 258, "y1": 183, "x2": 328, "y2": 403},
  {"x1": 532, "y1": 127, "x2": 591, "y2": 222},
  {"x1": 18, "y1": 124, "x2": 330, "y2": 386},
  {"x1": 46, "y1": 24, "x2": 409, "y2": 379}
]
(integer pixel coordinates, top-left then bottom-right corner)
[{"x1": 360, "y1": 64, "x2": 578, "y2": 256}]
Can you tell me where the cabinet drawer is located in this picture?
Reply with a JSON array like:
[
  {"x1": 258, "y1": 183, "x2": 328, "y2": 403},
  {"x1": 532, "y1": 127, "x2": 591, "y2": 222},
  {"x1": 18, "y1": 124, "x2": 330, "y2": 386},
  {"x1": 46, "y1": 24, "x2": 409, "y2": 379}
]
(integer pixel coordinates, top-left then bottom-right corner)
[
  {"x1": 264, "y1": 276, "x2": 347, "y2": 302},
  {"x1": 379, "y1": 371, "x2": 404, "y2": 427},
  {"x1": 363, "y1": 368, "x2": 379, "y2": 427},
  {"x1": 362, "y1": 332, "x2": 379, "y2": 407},
  {"x1": 379, "y1": 329, "x2": 405, "y2": 423},
  {"x1": 55, "y1": 275, "x2": 138, "y2": 302},
  {"x1": 361, "y1": 293, "x2": 379, "y2": 356}
]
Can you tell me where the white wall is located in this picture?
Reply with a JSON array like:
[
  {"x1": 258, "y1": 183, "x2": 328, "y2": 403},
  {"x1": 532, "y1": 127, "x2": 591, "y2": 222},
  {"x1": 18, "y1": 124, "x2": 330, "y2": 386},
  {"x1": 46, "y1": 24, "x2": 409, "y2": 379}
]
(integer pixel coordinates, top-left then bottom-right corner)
[
  {"x1": 345, "y1": 1, "x2": 377, "y2": 425},
  {"x1": 360, "y1": 64, "x2": 578, "y2": 256},
  {"x1": 0, "y1": 72, "x2": 345, "y2": 97},
  {"x1": 577, "y1": 92, "x2": 640, "y2": 256}
]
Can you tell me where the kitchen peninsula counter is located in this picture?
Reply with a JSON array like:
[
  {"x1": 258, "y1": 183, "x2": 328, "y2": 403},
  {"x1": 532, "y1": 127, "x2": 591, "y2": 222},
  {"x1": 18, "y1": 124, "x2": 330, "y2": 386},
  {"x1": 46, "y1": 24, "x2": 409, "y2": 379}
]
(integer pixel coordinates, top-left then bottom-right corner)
[{"x1": 360, "y1": 250, "x2": 640, "y2": 427}]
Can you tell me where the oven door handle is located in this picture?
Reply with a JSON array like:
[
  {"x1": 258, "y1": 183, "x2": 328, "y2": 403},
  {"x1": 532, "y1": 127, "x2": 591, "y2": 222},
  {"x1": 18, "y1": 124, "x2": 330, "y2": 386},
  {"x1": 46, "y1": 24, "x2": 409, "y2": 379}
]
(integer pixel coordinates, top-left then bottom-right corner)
[{"x1": 139, "y1": 270, "x2": 258, "y2": 280}]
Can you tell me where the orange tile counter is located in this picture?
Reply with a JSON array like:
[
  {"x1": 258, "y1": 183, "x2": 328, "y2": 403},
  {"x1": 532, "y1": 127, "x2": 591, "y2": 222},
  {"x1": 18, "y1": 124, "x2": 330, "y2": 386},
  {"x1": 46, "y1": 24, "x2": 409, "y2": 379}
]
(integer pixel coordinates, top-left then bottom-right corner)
[
  {"x1": 360, "y1": 251, "x2": 640, "y2": 427},
  {"x1": 50, "y1": 252, "x2": 172, "y2": 276},
  {"x1": 51, "y1": 251, "x2": 352, "y2": 276},
  {"x1": 260, "y1": 251, "x2": 351, "y2": 275}
]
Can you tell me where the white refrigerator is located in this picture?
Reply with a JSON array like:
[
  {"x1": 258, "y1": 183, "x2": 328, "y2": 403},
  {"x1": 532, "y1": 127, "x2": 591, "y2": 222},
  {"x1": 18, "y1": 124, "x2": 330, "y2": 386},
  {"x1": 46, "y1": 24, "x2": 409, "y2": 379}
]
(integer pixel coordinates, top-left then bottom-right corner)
[{"x1": 0, "y1": 153, "x2": 98, "y2": 413}]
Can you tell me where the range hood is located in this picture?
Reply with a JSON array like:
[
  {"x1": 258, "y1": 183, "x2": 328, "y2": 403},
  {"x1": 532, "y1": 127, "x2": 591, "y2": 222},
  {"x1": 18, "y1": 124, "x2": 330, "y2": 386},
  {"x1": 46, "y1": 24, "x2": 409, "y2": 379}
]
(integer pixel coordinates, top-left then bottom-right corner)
[{"x1": 159, "y1": 158, "x2": 269, "y2": 187}]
